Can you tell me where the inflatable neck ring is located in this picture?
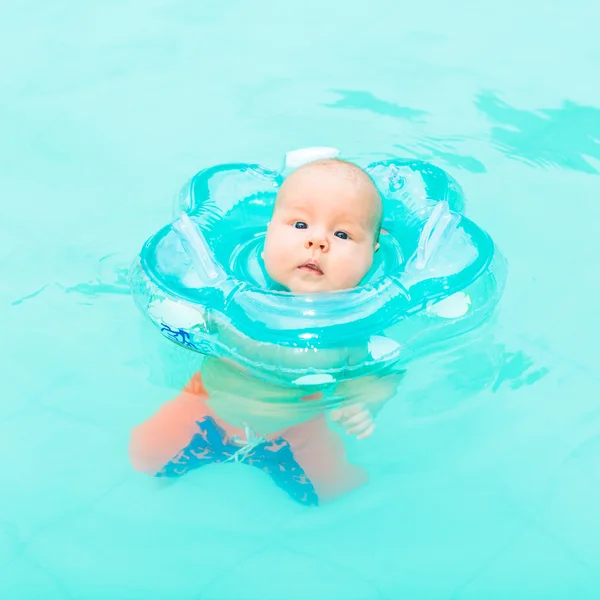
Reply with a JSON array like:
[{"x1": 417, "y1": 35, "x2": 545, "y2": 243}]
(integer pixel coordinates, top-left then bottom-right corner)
[{"x1": 130, "y1": 148, "x2": 506, "y2": 386}]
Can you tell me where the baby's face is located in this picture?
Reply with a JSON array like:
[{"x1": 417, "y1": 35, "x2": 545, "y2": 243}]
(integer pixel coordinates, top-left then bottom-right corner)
[{"x1": 263, "y1": 160, "x2": 381, "y2": 293}]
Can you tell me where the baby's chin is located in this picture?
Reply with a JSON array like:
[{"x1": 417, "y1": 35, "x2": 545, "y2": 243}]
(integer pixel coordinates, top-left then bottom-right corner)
[
  {"x1": 281, "y1": 275, "x2": 359, "y2": 294},
  {"x1": 265, "y1": 265, "x2": 366, "y2": 294}
]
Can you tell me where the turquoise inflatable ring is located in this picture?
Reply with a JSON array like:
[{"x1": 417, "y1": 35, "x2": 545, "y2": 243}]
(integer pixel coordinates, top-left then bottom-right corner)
[{"x1": 130, "y1": 148, "x2": 506, "y2": 386}]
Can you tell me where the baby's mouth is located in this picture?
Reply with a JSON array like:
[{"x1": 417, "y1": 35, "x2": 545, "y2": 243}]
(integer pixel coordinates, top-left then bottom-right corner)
[{"x1": 298, "y1": 260, "x2": 324, "y2": 275}]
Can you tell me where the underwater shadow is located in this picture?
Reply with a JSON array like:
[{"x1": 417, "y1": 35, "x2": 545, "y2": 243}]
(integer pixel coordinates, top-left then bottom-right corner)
[
  {"x1": 446, "y1": 345, "x2": 550, "y2": 395},
  {"x1": 476, "y1": 90, "x2": 600, "y2": 173},
  {"x1": 400, "y1": 335, "x2": 550, "y2": 419}
]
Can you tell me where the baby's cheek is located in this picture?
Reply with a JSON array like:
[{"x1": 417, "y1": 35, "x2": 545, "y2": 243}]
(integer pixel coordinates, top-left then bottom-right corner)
[
  {"x1": 263, "y1": 238, "x2": 283, "y2": 272},
  {"x1": 341, "y1": 253, "x2": 372, "y2": 285},
  {"x1": 357, "y1": 249, "x2": 376, "y2": 275}
]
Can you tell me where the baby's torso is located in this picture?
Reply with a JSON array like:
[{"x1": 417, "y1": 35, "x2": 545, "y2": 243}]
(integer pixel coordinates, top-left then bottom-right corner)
[
  {"x1": 201, "y1": 318, "x2": 377, "y2": 433},
  {"x1": 200, "y1": 356, "x2": 333, "y2": 434}
]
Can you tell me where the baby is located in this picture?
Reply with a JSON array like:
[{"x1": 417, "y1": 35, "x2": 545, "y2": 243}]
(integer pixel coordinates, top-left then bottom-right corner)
[
  {"x1": 262, "y1": 158, "x2": 383, "y2": 436},
  {"x1": 130, "y1": 159, "x2": 402, "y2": 506}
]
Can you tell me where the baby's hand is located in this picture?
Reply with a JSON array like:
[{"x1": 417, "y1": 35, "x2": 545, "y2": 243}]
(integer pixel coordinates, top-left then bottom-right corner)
[{"x1": 330, "y1": 403, "x2": 375, "y2": 439}]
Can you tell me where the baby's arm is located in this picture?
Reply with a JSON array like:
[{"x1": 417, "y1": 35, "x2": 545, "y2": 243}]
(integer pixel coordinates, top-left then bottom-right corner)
[
  {"x1": 330, "y1": 343, "x2": 405, "y2": 438},
  {"x1": 331, "y1": 372, "x2": 405, "y2": 438}
]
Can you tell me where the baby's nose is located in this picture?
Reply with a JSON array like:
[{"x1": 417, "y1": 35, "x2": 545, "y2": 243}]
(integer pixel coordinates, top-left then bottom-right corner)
[{"x1": 305, "y1": 232, "x2": 329, "y2": 252}]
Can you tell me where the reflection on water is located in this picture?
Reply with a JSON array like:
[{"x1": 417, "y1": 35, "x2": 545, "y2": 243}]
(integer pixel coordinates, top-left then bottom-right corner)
[
  {"x1": 394, "y1": 136, "x2": 487, "y2": 173},
  {"x1": 324, "y1": 89, "x2": 486, "y2": 173},
  {"x1": 325, "y1": 87, "x2": 600, "y2": 175},
  {"x1": 62, "y1": 274, "x2": 130, "y2": 298},
  {"x1": 10, "y1": 253, "x2": 130, "y2": 306},
  {"x1": 324, "y1": 89, "x2": 428, "y2": 122},
  {"x1": 11, "y1": 284, "x2": 50, "y2": 306},
  {"x1": 476, "y1": 90, "x2": 600, "y2": 173}
]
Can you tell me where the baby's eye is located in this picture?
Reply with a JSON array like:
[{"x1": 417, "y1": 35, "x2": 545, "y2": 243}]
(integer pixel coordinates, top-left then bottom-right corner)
[
  {"x1": 293, "y1": 221, "x2": 308, "y2": 229},
  {"x1": 334, "y1": 231, "x2": 349, "y2": 240}
]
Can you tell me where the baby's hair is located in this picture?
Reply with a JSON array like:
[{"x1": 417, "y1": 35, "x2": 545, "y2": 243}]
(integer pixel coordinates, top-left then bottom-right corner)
[{"x1": 297, "y1": 158, "x2": 369, "y2": 183}]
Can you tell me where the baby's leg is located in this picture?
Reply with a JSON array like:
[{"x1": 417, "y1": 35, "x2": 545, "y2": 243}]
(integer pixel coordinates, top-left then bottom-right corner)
[
  {"x1": 129, "y1": 373, "x2": 229, "y2": 477},
  {"x1": 257, "y1": 416, "x2": 368, "y2": 506}
]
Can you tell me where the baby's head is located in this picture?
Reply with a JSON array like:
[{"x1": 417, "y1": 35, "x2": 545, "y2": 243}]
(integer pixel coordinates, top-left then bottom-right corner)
[{"x1": 263, "y1": 159, "x2": 382, "y2": 293}]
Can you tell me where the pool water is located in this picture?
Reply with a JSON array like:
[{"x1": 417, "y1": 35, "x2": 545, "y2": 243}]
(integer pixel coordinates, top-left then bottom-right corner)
[{"x1": 2, "y1": 1, "x2": 600, "y2": 598}]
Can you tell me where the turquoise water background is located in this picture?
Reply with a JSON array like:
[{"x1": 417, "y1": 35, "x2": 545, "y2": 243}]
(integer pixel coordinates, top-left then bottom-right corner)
[{"x1": 2, "y1": 1, "x2": 600, "y2": 598}]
